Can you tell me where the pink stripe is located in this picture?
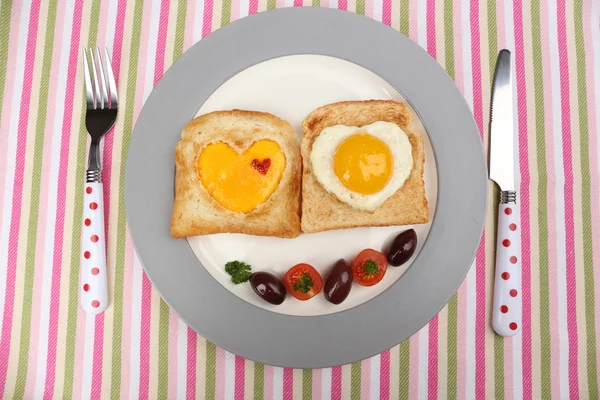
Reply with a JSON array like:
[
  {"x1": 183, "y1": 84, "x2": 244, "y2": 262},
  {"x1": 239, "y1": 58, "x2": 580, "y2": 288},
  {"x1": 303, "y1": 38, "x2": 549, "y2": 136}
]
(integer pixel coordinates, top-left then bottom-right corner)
[
  {"x1": 312, "y1": 369, "x2": 322, "y2": 400},
  {"x1": 512, "y1": 1, "x2": 532, "y2": 397},
  {"x1": 452, "y1": 0, "x2": 463, "y2": 92},
  {"x1": 338, "y1": 0, "x2": 347, "y2": 11},
  {"x1": 331, "y1": 366, "x2": 342, "y2": 400},
  {"x1": 427, "y1": 317, "x2": 438, "y2": 400},
  {"x1": 583, "y1": 2, "x2": 600, "y2": 392},
  {"x1": 118, "y1": 234, "x2": 134, "y2": 400},
  {"x1": 556, "y1": 0, "x2": 579, "y2": 396},
  {"x1": 25, "y1": 0, "x2": 70, "y2": 395},
  {"x1": 408, "y1": 333, "x2": 419, "y2": 399},
  {"x1": 168, "y1": 312, "x2": 179, "y2": 400},
  {"x1": 360, "y1": 358, "x2": 370, "y2": 400},
  {"x1": 90, "y1": 316, "x2": 105, "y2": 399},
  {"x1": 539, "y1": 0, "x2": 560, "y2": 394},
  {"x1": 202, "y1": 0, "x2": 213, "y2": 37},
  {"x1": 186, "y1": 329, "x2": 196, "y2": 399},
  {"x1": 153, "y1": 0, "x2": 170, "y2": 87},
  {"x1": 0, "y1": 0, "x2": 23, "y2": 227},
  {"x1": 293, "y1": 0, "x2": 302, "y2": 7},
  {"x1": 263, "y1": 365, "x2": 274, "y2": 400},
  {"x1": 426, "y1": 0, "x2": 436, "y2": 58},
  {"x1": 249, "y1": 0, "x2": 258, "y2": 15},
  {"x1": 234, "y1": 356, "x2": 245, "y2": 400},
  {"x1": 365, "y1": 0, "x2": 373, "y2": 18},
  {"x1": 382, "y1": 0, "x2": 391, "y2": 26},
  {"x1": 0, "y1": 1, "x2": 41, "y2": 393},
  {"x1": 44, "y1": 1, "x2": 84, "y2": 398},
  {"x1": 214, "y1": 347, "x2": 226, "y2": 400},
  {"x1": 283, "y1": 368, "x2": 293, "y2": 399},
  {"x1": 230, "y1": 0, "x2": 240, "y2": 21},
  {"x1": 469, "y1": 1, "x2": 486, "y2": 399},
  {"x1": 183, "y1": 0, "x2": 195, "y2": 50},
  {"x1": 504, "y1": 338, "x2": 514, "y2": 399},
  {"x1": 71, "y1": 310, "x2": 87, "y2": 398},
  {"x1": 408, "y1": 0, "x2": 417, "y2": 41},
  {"x1": 495, "y1": 0, "x2": 506, "y2": 50},
  {"x1": 379, "y1": 350, "x2": 390, "y2": 400}
]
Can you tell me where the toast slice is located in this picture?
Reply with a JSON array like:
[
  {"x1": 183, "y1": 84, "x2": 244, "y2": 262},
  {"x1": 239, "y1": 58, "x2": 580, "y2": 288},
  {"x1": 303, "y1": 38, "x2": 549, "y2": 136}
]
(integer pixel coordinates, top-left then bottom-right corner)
[
  {"x1": 300, "y1": 100, "x2": 429, "y2": 233},
  {"x1": 171, "y1": 110, "x2": 301, "y2": 238}
]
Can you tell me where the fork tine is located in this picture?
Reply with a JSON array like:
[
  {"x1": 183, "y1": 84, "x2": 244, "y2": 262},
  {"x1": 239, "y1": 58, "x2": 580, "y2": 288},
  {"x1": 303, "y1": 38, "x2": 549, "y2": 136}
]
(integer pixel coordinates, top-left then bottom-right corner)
[
  {"x1": 89, "y1": 49, "x2": 103, "y2": 109},
  {"x1": 103, "y1": 48, "x2": 118, "y2": 109},
  {"x1": 83, "y1": 49, "x2": 95, "y2": 109},
  {"x1": 94, "y1": 48, "x2": 108, "y2": 109}
]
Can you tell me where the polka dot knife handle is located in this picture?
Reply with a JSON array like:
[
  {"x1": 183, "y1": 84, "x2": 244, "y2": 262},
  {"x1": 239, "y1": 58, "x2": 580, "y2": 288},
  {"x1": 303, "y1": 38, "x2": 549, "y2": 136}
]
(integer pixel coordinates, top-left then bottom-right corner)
[
  {"x1": 492, "y1": 201, "x2": 521, "y2": 336},
  {"x1": 81, "y1": 182, "x2": 108, "y2": 314}
]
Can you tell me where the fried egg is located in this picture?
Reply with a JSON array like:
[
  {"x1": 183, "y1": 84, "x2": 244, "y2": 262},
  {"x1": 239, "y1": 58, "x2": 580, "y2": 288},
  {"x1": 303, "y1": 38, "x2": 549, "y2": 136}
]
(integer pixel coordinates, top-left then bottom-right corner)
[{"x1": 310, "y1": 121, "x2": 413, "y2": 211}]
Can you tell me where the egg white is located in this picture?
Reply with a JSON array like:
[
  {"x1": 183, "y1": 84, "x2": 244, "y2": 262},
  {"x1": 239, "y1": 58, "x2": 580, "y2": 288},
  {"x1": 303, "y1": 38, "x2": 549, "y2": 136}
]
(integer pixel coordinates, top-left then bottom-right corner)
[{"x1": 310, "y1": 121, "x2": 413, "y2": 211}]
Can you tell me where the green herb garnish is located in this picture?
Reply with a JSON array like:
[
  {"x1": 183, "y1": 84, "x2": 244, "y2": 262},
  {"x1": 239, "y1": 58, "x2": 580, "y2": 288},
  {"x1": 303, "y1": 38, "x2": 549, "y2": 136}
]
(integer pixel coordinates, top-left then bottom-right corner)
[
  {"x1": 364, "y1": 260, "x2": 379, "y2": 275},
  {"x1": 225, "y1": 261, "x2": 252, "y2": 284},
  {"x1": 292, "y1": 273, "x2": 314, "y2": 294}
]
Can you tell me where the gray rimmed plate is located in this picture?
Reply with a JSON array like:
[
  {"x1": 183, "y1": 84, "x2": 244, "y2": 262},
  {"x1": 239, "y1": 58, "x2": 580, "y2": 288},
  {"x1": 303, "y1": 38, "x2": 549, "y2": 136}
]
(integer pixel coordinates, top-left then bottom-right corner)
[{"x1": 125, "y1": 7, "x2": 487, "y2": 369}]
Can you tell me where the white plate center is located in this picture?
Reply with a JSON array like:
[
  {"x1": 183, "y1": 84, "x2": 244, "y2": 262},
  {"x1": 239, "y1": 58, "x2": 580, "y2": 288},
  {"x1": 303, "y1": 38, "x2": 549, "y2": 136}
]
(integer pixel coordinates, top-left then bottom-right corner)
[{"x1": 187, "y1": 55, "x2": 437, "y2": 316}]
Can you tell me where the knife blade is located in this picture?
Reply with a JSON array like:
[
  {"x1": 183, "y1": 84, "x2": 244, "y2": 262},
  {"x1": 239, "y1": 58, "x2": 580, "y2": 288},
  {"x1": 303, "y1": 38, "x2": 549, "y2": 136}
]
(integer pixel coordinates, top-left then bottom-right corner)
[{"x1": 489, "y1": 49, "x2": 514, "y2": 191}]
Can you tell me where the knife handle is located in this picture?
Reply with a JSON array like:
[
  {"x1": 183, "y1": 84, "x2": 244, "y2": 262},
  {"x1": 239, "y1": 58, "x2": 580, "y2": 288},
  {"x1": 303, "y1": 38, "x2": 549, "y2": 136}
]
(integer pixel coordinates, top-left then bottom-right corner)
[{"x1": 492, "y1": 195, "x2": 521, "y2": 337}]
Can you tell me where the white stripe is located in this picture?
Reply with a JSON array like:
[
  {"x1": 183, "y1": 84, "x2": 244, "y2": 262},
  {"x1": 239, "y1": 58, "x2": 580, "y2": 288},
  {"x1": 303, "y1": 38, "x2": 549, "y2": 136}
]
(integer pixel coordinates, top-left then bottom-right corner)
[
  {"x1": 273, "y1": 367, "x2": 283, "y2": 400},
  {"x1": 373, "y1": 0, "x2": 382, "y2": 22},
  {"x1": 418, "y1": 324, "x2": 429, "y2": 400},
  {"x1": 129, "y1": 252, "x2": 143, "y2": 399},
  {"x1": 547, "y1": 1, "x2": 570, "y2": 398},
  {"x1": 143, "y1": 0, "x2": 162, "y2": 96},
  {"x1": 239, "y1": 0, "x2": 249, "y2": 18},
  {"x1": 176, "y1": 319, "x2": 187, "y2": 400},
  {"x1": 193, "y1": 0, "x2": 205, "y2": 43},
  {"x1": 0, "y1": 0, "x2": 32, "y2": 343},
  {"x1": 321, "y1": 368, "x2": 332, "y2": 400},
  {"x1": 105, "y1": 0, "x2": 118, "y2": 52},
  {"x1": 33, "y1": 0, "x2": 76, "y2": 397},
  {"x1": 224, "y1": 351, "x2": 235, "y2": 400},
  {"x1": 417, "y1": 0, "x2": 427, "y2": 49},
  {"x1": 370, "y1": 355, "x2": 380, "y2": 400},
  {"x1": 461, "y1": 0, "x2": 475, "y2": 397},
  {"x1": 80, "y1": 313, "x2": 96, "y2": 399},
  {"x1": 285, "y1": 0, "x2": 294, "y2": 8},
  {"x1": 502, "y1": 1, "x2": 524, "y2": 399}
]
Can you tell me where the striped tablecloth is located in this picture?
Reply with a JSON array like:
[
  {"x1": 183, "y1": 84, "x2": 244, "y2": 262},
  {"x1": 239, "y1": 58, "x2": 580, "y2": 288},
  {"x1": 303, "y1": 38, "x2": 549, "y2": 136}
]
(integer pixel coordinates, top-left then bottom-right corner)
[{"x1": 0, "y1": 0, "x2": 599, "y2": 399}]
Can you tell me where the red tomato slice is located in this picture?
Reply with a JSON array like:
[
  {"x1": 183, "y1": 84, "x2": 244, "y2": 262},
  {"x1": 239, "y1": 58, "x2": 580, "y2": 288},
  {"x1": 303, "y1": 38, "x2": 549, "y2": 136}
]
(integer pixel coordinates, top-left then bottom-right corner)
[
  {"x1": 284, "y1": 263, "x2": 323, "y2": 301},
  {"x1": 352, "y1": 249, "x2": 388, "y2": 287}
]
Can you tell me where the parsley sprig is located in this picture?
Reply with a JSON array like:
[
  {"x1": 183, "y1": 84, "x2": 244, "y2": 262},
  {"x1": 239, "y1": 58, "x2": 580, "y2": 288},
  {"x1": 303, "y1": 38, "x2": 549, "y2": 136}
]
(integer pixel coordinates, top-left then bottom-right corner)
[
  {"x1": 292, "y1": 273, "x2": 314, "y2": 293},
  {"x1": 363, "y1": 260, "x2": 379, "y2": 275},
  {"x1": 225, "y1": 261, "x2": 252, "y2": 284}
]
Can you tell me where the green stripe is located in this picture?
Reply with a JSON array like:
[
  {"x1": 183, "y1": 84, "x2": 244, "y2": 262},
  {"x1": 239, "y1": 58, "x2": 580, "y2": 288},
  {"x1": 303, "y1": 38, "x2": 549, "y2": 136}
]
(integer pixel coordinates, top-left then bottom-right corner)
[
  {"x1": 253, "y1": 363, "x2": 264, "y2": 400},
  {"x1": 267, "y1": 0, "x2": 276, "y2": 10},
  {"x1": 399, "y1": 0, "x2": 409, "y2": 37},
  {"x1": 13, "y1": 1, "x2": 58, "y2": 397},
  {"x1": 302, "y1": 369, "x2": 312, "y2": 400},
  {"x1": 574, "y1": 2, "x2": 598, "y2": 399},
  {"x1": 350, "y1": 361, "x2": 361, "y2": 400},
  {"x1": 157, "y1": 301, "x2": 170, "y2": 398},
  {"x1": 355, "y1": 0, "x2": 365, "y2": 16},
  {"x1": 63, "y1": 1, "x2": 101, "y2": 398},
  {"x1": 312, "y1": 0, "x2": 320, "y2": 7},
  {"x1": 205, "y1": 342, "x2": 217, "y2": 400},
  {"x1": 443, "y1": 3, "x2": 457, "y2": 398},
  {"x1": 0, "y1": 0, "x2": 13, "y2": 122},
  {"x1": 173, "y1": 0, "x2": 187, "y2": 61},
  {"x1": 398, "y1": 340, "x2": 409, "y2": 399},
  {"x1": 485, "y1": 0, "x2": 504, "y2": 397},
  {"x1": 109, "y1": 0, "x2": 145, "y2": 398},
  {"x1": 531, "y1": 0, "x2": 550, "y2": 397},
  {"x1": 221, "y1": 0, "x2": 231, "y2": 26}
]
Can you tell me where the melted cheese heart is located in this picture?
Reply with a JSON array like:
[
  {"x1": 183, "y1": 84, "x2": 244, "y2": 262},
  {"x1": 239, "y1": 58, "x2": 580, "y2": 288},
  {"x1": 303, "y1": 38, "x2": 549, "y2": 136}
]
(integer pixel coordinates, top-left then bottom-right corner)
[{"x1": 198, "y1": 140, "x2": 286, "y2": 213}]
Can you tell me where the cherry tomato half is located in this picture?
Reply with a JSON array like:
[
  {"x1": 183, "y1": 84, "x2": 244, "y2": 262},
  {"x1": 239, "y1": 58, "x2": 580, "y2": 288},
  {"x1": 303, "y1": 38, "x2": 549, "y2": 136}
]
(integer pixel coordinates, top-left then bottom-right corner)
[
  {"x1": 284, "y1": 263, "x2": 323, "y2": 301},
  {"x1": 351, "y1": 249, "x2": 388, "y2": 287}
]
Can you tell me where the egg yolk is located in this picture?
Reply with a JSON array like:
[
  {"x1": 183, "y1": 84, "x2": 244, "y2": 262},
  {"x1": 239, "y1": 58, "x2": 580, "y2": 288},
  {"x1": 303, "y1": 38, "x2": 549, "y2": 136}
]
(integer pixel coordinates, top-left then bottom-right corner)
[
  {"x1": 333, "y1": 133, "x2": 393, "y2": 195},
  {"x1": 198, "y1": 140, "x2": 286, "y2": 213}
]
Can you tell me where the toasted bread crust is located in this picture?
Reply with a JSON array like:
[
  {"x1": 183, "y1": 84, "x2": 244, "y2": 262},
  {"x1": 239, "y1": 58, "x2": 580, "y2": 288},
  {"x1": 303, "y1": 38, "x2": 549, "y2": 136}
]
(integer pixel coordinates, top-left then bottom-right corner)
[
  {"x1": 300, "y1": 100, "x2": 429, "y2": 233},
  {"x1": 171, "y1": 110, "x2": 301, "y2": 238}
]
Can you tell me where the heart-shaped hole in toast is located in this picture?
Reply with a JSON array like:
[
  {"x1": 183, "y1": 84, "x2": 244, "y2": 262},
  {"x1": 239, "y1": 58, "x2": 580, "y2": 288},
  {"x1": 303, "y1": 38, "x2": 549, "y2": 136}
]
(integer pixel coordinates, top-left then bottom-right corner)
[{"x1": 198, "y1": 140, "x2": 286, "y2": 213}]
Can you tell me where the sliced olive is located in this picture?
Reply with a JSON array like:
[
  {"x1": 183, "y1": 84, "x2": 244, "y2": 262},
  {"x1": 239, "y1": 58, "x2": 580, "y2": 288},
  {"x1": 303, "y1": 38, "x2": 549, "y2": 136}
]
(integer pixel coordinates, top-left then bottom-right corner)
[
  {"x1": 387, "y1": 229, "x2": 418, "y2": 267},
  {"x1": 249, "y1": 272, "x2": 286, "y2": 305},
  {"x1": 324, "y1": 259, "x2": 353, "y2": 305}
]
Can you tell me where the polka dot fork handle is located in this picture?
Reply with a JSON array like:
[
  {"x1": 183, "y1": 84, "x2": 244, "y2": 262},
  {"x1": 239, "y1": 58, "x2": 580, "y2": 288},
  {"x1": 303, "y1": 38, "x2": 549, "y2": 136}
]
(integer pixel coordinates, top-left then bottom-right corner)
[
  {"x1": 80, "y1": 182, "x2": 108, "y2": 314},
  {"x1": 492, "y1": 194, "x2": 521, "y2": 337}
]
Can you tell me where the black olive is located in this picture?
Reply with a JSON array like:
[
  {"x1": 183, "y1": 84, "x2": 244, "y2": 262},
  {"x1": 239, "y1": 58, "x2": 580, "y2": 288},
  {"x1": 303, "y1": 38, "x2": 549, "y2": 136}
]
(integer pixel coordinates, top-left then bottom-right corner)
[
  {"x1": 387, "y1": 229, "x2": 418, "y2": 266},
  {"x1": 249, "y1": 272, "x2": 286, "y2": 305},
  {"x1": 324, "y1": 259, "x2": 353, "y2": 305}
]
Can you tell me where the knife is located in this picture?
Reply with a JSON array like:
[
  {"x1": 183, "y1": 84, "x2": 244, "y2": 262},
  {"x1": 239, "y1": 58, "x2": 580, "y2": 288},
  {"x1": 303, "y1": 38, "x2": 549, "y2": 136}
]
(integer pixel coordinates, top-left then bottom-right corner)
[{"x1": 490, "y1": 49, "x2": 521, "y2": 337}]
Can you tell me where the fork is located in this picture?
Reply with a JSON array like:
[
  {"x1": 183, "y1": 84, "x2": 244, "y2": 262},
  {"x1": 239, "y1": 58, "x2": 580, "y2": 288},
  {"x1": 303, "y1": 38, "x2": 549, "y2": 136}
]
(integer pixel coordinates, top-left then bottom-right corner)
[{"x1": 81, "y1": 48, "x2": 118, "y2": 314}]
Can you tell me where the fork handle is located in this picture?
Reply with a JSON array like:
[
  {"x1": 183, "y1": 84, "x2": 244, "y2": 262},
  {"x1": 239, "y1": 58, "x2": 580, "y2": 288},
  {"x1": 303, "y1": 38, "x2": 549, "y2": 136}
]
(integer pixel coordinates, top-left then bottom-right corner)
[
  {"x1": 492, "y1": 197, "x2": 521, "y2": 336},
  {"x1": 80, "y1": 181, "x2": 108, "y2": 314}
]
